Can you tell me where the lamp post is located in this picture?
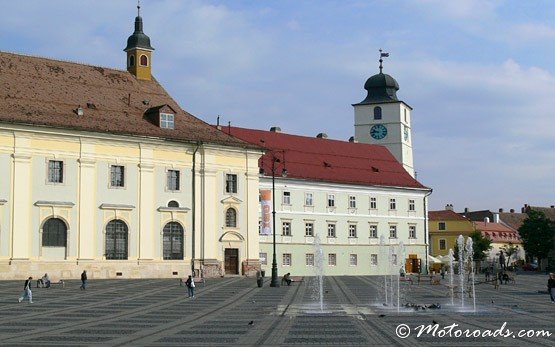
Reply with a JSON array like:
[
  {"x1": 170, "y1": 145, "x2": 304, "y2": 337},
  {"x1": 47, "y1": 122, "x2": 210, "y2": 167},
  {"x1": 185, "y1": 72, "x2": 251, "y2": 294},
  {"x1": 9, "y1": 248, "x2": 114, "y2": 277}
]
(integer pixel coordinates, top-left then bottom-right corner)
[{"x1": 270, "y1": 153, "x2": 287, "y2": 287}]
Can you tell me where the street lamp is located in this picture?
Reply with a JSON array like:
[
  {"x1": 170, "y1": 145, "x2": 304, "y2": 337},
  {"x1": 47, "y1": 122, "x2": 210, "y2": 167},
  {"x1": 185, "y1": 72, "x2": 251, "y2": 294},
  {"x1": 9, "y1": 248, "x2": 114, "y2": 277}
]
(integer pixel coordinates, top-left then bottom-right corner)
[{"x1": 269, "y1": 153, "x2": 287, "y2": 287}]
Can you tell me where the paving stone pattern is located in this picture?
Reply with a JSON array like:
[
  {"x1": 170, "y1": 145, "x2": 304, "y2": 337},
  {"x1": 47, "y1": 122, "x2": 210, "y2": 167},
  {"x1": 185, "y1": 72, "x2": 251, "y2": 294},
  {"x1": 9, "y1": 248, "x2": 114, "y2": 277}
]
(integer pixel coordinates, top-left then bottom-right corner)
[{"x1": 0, "y1": 273, "x2": 553, "y2": 346}]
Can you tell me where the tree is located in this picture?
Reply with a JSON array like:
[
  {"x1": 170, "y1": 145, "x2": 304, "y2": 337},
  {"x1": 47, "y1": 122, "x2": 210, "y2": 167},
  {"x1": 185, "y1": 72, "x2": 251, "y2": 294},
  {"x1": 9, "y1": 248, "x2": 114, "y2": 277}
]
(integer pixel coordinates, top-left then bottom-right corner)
[
  {"x1": 500, "y1": 243, "x2": 520, "y2": 268},
  {"x1": 518, "y1": 210, "x2": 555, "y2": 266},
  {"x1": 453, "y1": 230, "x2": 492, "y2": 262}
]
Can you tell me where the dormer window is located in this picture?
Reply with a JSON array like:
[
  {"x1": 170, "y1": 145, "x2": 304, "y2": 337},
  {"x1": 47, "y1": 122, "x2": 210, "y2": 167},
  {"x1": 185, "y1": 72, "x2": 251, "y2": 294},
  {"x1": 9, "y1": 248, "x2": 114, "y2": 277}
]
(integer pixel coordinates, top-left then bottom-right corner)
[{"x1": 160, "y1": 113, "x2": 174, "y2": 129}]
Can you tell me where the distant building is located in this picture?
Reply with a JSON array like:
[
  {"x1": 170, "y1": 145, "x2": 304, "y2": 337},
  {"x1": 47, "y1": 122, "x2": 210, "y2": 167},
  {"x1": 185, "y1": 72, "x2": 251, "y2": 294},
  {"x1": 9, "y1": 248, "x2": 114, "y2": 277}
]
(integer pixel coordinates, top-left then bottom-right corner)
[
  {"x1": 472, "y1": 221, "x2": 524, "y2": 265},
  {"x1": 428, "y1": 205, "x2": 474, "y2": 257}
]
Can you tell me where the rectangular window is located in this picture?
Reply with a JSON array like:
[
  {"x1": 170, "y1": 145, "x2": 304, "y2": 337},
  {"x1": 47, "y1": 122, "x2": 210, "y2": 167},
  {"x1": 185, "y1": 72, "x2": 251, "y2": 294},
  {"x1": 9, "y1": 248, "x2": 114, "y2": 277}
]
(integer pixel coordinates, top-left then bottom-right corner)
[
  {"x1": 48, "y1": 160, "x2": 64, "y2": 183},
  {"x1": 438, "y1": 222, "x2": 446, "y2": 231},
  {"x1": 328, "y1": 253, "x2": 337, "y2": 266},
  {"x1": 282, "y1": 222, "x2": 291, "y2": 236},
  {"x1": 439, "y1": 239, "x2": 446, "y2": 250},
  {"x1": 160, "y1": 113, "x2": 174, "y2": 129},
  {"x1": 259, "y1": 252, "x2": 267, "y2": 265},
  {"x1": 282, "y1": 253, "x2": 292, "y2": 266},
  {"x1": 349, "y1": 224, "x2": 357, "y2": 238},
  {"x1": 305, "y1": 222, "x2": 314, "y2": 237},
  {"x1": 225, "y1": 174, "x2": 237, "y2": 193},
  {"x1": 349, "y1": 254, "x2": 358, "y2": 266},
  {"x1": 409, "y1": 225, "x2": 416, "y2": 239},
  {"x1": 349, "y1": 196, "x2": 356, "y2": 208},
  {"x1": 389, "y1": 225, "x2": 397, "y2": 238},
  {"x1": 167, "y1": 170, "x2": 180, "y2": 191},
  {"x1": 409, "y1": 199, "x2": 415, "y2": 211},
  {"x1": 389, "y1": 198, "x2": 396, "y2": 210},
  {"x1": 369, "y1": 225, "x2": 378, "y2": 238},
  {"x1": 283, "y1": 191, "x2": 291, "y2": 205},
  {"x1": 305, "y1": 193, "x2": 313, "y2": 206},
  {"x1": 370, "y1": 254, "x2": 378, "y2": 266},
  {"x1": 327, "y1": 194, "x2": 335, "y2": 207},
  {"x1": 306, "y1": 254, "x2": 314, "y2": 266},
  {"x1": 370, "y1": 197, "x2": 377, "y2": 209},
  {"x1": 110, "y1": 165, "x2": 125, "y2": 187},
  {"x1": 327, "y1": 223, "x2": 336, "y2": 238}
]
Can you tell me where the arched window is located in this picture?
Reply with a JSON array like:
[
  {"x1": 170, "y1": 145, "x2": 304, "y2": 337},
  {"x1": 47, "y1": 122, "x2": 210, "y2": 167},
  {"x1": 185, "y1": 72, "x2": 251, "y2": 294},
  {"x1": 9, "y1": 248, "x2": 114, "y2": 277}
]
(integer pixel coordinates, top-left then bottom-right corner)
[
  {"x1": 42, "y1": 218, "x2": 67, "y2": 247},
  {"x1": 225, "y1": 208, "x2": 237, "y2": 228},
  {"x1": 140, "y1": 54, "x2": 148, "y2": 66},
  {"x1": 128, "y1": 54, "x2": 135, "y2": 67},
  {"x1": 373, "y1": 106, "x2": 382, "y2": 120},
  {"x1": 168, "y1": 200, "x2": 180, "y2": 208},
  {"x1": 163, "y1": 222, "x2": 184, "y2": 260},
  {"x1": 105, "y1": 220, "x2": 128, "y2": 260}
]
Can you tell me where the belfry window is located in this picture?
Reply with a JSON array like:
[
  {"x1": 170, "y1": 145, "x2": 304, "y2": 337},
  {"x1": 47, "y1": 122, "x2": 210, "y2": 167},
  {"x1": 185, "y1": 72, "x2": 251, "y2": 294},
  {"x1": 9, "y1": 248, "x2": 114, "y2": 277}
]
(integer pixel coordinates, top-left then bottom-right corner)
[
  {"x1": 140, "y1": 54, "x2": 148, "y2": 66},
  {"x1": 374, "y1": 106, "x2": 382, "y2": 120},
  {"x1": 129, "y1": 55, "x2": 135, "y2": 67}
]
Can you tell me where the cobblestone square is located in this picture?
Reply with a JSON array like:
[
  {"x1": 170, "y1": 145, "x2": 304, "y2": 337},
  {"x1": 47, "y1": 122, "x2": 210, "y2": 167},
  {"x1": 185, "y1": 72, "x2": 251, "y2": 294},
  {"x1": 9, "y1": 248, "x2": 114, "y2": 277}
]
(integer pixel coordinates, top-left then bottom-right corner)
[{"x1": 0, "y1": 274, "x2": 553, "y2": 346}]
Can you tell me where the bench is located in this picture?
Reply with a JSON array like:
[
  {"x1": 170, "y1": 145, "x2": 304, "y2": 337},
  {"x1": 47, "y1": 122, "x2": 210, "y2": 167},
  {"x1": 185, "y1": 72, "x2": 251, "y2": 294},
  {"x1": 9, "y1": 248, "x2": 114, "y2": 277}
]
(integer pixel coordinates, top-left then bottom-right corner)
[
  {"x1": 37, "y1": 279, "x2": 64, "y2": 288},
  {"x1": 179, "y1": 277, "x2": 205, "y2": 287}
]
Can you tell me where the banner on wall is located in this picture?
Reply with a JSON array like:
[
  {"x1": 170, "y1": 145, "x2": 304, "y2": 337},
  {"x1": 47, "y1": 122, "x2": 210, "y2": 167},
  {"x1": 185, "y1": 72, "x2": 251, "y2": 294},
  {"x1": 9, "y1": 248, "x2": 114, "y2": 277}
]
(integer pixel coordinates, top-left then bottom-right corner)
[{"x1": 260, "y1": 189, "x2": 272, "y2": 235}]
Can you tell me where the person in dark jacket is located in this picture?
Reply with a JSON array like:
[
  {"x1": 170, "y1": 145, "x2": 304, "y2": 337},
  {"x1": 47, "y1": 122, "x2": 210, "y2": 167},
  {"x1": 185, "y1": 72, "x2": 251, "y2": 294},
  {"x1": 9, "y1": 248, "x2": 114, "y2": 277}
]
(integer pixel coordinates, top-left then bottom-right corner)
[
  {"x1": 80, "y1": 270, "x2": 88, "y2": 290},
  {"x1": 548, "y1": 273, "x2": 555, "y2": 303},
  {"x1": 185, "y1": 275, "x2": 195, "y2": 298},
  {"x1": 18, "y1": 277, "x2": 33, "y2": 303}
]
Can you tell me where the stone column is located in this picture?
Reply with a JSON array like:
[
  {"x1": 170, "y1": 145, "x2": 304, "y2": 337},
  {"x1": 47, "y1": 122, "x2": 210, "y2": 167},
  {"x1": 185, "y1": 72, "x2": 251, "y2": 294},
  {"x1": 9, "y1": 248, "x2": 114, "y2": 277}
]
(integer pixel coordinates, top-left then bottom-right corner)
[
  {"x1": 11, "y1": 151, "x2": 32, "y2": 259},
  {"x1": 77, "y1": 157, "x2": 96, "y2": 260}
]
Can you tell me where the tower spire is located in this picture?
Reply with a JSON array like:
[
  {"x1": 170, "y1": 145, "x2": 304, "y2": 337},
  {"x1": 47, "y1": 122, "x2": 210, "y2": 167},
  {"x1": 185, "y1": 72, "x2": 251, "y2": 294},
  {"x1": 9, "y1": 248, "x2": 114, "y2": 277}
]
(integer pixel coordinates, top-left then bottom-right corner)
[
  {"x1": 378, "y1": 49, "x2": 389, "y2": 74},
  {"x1": 125, "y1": 1, "x2": 154, "y2": 80},
  {"x1": 137, "y1": 0, "x2": 141, "y2": 17}
]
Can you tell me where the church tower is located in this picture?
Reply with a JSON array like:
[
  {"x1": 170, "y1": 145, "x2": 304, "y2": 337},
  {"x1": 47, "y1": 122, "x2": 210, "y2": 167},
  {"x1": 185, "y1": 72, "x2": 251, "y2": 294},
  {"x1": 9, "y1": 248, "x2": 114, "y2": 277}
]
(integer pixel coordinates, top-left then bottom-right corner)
[
  {"x1": 353, "y1": 52, "x2": 414, "y2": 177},
  {"x1": 124, "y1": 4, "x2": 154, "y2": 80}
]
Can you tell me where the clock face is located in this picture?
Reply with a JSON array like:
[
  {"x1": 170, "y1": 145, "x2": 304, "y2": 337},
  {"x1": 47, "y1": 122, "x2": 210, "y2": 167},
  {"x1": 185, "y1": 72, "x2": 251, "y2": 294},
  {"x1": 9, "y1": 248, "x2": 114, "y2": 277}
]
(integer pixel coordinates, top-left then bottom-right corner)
[
  {"x1": 404, "y1": 126, "x2": 409, "y2": 141},
  {"x1": 370, "y1": 124, "x2": 387, "y2": 140}
]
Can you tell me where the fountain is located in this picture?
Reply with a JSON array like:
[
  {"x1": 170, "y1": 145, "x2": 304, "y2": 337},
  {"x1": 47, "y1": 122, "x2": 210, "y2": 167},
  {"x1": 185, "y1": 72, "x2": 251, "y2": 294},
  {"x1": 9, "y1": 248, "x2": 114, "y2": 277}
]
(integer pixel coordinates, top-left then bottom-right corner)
[
  {"x1": 379, "y1": 235, "x2": 389, "y2": 306},
  {"x1": 397, "y1": 241, "x2": 406, "y2": 312},
  {"x1": 313, "y1": 233, "x2": 325, "y2": 312},
  {"x1": 448, "y1": 248, "x2": 454, "y2": 306},
  {"x1": 465, "y1": 237, "x2": 476, "y2": 313},
  {"x1": 457, "y1": 235, "x2": 465, "y2": 308}
]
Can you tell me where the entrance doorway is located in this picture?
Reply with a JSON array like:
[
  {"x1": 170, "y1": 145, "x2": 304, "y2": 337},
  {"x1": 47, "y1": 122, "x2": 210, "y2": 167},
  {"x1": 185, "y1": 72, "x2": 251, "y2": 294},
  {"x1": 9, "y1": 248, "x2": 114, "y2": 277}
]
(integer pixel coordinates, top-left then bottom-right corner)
[
  {"x1": 224, "y1": 248, "x2": 239, "y2": 275},
  {"x1": 406, "y1": 254, "x2": 421, "y2": 273}
]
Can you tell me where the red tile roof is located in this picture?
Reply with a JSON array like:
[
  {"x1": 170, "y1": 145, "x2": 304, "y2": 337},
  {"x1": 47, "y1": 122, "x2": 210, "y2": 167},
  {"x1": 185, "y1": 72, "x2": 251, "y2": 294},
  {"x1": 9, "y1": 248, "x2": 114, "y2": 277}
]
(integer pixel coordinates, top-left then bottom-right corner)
[
  {"x1": 473, "y1": 221, "x2": 522, "y2": 244},
  {"x1": 429, "y1": 210, "x2": 469, "y2": 221},
  {"x1": 0, "y1": 51, "x2": 253, "y2": 148},
  {"x1": 226, "y1": 126, "x2": 428, "y2": 189}
]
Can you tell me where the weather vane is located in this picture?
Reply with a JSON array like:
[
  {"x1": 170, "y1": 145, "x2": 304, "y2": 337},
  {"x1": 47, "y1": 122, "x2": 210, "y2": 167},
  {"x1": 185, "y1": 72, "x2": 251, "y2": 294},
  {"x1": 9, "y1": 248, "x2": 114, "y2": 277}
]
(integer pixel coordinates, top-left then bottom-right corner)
[
  {"x1": 379, "y1": 49, "x2": 389, "y2": 73},
  {"x1": 137, "y1": 0, "x2": 141, "y2": 16}
]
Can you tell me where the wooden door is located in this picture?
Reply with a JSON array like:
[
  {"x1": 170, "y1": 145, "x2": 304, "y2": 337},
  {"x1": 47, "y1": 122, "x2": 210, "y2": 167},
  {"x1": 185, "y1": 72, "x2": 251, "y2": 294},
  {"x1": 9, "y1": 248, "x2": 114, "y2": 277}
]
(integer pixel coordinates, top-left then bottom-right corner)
[{"x1": 224, "y1": 248, "x2": 239, "y2": 274}]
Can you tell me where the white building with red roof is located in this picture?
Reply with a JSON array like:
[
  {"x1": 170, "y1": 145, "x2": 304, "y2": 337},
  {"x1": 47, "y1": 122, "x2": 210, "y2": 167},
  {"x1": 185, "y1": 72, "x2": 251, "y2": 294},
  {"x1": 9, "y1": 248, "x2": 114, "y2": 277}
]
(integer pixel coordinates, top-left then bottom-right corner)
[
  {"x1": 228, "y1": 125, "x2": 431, "y2": 276},
  {"x1": 473, "y1": 220, "x2": 525, "y2": 265}
]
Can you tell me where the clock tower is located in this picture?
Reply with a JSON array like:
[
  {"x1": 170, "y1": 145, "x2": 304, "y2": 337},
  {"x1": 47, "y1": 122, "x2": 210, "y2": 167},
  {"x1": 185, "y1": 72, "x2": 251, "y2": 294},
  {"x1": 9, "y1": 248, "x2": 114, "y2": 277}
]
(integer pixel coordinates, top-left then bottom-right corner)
[{"x1": 353, "y1": 53, "x2": 414, "y2": 177}]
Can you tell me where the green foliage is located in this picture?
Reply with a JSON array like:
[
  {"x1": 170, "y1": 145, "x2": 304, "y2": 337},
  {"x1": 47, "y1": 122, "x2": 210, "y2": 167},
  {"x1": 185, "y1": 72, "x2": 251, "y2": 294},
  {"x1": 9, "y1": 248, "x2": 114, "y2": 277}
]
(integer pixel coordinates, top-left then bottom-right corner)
[
  {"x1": 500, "y1": 243, "x2": 520, "y2": 267},
  {"x1": 453, "y1": 231, "x2": 492, "y2": 261},
  {"x1": 518, "y1": 210, "x2": 555, "y2": 262}
]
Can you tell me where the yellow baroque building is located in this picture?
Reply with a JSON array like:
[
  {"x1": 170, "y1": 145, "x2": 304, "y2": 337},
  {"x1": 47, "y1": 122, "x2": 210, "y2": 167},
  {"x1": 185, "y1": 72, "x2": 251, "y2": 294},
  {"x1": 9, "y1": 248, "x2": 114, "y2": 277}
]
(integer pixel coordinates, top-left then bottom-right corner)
[
  {"x1": 0, "y1": 12, "x2": 262, "y2": 280},
  {"x1": 428, "y1": 207, "x2": 475, "y2": 257}
]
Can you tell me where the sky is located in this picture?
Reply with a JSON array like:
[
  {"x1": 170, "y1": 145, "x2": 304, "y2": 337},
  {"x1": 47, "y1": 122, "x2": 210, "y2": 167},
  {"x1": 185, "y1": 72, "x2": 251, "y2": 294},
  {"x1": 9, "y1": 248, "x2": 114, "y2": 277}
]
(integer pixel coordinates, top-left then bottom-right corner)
[{"x1": 1, "y1": 0, "x2": 554, "y2": 212}]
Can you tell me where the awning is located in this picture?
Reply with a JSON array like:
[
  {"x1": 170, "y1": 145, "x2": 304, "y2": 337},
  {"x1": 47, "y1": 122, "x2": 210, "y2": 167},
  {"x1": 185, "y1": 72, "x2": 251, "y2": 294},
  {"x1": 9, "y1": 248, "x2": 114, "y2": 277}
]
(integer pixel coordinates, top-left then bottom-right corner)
[{"x1": 428, "y1": 255, "x2": 443, "y2": 264}]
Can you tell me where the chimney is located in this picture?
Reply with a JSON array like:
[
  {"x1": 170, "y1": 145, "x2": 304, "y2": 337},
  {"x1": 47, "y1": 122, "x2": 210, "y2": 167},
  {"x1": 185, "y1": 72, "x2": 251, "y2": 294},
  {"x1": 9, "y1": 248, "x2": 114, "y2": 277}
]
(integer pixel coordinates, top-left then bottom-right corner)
[
  {"x1": 348, "y1": 136, "x2": 357, "y2": 143},
  {"x1": 551, "y1": 205, "x2": 554, "y2": 208},
  {"x1": 464, "y1": 207, "x2": 469, "y2": 213},
  {"x1": 521, "y1": 207, "x2": 525, "y2": 213},
  {"x1": 484, "y1": 217, "x2": 490, "y2": 223},
  {"x1": 493, "y1": 212, "x2": 499, "y2": 223},
  {"x1": 499, "y1": 208, "x2": 504, "y2": 213},
  {"x1": 510, "y1": 209, "x2": 515, "y2": 213},
  {"x1": 270, "y1": 126, "x2": 281, "y2": 133},
  {"x1": 316, "y1": 133, "x2": 328, "y2": 139}
]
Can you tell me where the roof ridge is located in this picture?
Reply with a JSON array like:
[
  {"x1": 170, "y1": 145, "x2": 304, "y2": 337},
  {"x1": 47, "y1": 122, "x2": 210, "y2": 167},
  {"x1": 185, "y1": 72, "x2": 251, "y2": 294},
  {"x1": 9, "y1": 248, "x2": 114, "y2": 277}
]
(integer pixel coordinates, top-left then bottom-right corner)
[{"x1": 0, "y1": 50, "x2": 128, "y2": 73}]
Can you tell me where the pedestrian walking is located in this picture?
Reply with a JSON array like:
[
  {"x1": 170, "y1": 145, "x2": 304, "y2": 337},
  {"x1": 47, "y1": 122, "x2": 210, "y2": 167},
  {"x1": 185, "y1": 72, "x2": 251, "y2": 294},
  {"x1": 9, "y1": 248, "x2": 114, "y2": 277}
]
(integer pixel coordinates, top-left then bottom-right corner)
[
  {"x1": 485, "y1": 268, "x2": 490, "y2": 282},
  {"x1": 185, "y1": 275, "x2": 195, "y2": 298},
  {"x1": 80, "y1": 270, "x2": 87, "y2": 290},
  {"x1": 548, "y1": 273, "x2": 555, "y2": 304},
  {"x1": 440, "y1": 266, "x2": 445, "y2": 280},
  {"x1": 18, "y1": 277, "x2": 33, "y2": 303}
]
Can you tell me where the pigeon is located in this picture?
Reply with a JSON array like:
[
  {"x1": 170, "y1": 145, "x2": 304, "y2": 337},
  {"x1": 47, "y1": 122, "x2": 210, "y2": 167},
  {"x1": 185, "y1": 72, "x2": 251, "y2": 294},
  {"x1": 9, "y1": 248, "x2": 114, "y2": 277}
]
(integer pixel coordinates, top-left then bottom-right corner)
[
  {"x1": 432, "y1": 320, "x2": 438, "y2": 324},
  {"x1": 379, "y1": 314, "x2": 386, "y2": 318},
  {"x1": 248, "y1": 321, "x2": 254, "y2": 325}
]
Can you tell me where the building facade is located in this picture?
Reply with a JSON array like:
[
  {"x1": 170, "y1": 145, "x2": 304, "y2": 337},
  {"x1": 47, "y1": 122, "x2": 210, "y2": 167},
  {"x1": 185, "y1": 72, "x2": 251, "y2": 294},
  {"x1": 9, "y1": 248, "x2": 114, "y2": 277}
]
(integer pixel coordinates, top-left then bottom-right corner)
[
  {"x1": 0, "y1": 11, "x2": 262, "y2": 280},
  {"x1": 229, "y1": 127, "x2": 431, "y2": 277},
  {"x1": 428, "y1": 207, "x2": 475, "y2": 257}
]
